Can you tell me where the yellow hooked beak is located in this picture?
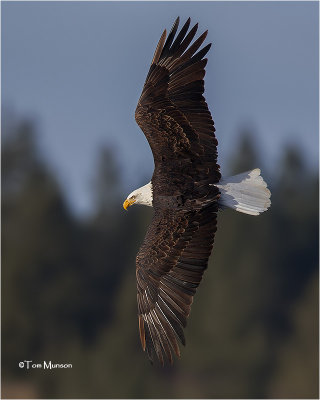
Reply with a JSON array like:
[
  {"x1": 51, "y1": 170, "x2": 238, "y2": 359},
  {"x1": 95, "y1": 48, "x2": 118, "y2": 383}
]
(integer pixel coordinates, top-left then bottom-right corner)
[{"x1": 123, "y1": 198, "x2": 136, "y2": 211}]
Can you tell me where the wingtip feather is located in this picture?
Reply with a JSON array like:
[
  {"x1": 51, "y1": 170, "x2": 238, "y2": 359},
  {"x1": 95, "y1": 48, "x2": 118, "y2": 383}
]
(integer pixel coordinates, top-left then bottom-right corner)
[{"x1": 152, "y1": 29, "x2": 167, "y2": 64}]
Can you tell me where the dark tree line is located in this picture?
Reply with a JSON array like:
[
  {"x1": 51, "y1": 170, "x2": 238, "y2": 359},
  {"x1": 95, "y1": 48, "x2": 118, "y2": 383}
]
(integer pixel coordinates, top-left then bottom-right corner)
[{"x1": 1, "y1": 117, "x2": 318, "y2": 398}]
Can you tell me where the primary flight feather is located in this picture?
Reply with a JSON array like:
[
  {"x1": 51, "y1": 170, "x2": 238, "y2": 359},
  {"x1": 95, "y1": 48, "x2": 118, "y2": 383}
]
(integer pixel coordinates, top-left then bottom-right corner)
[{"x1": 123, "y1": 17, "x2": 271, "y2": 365}]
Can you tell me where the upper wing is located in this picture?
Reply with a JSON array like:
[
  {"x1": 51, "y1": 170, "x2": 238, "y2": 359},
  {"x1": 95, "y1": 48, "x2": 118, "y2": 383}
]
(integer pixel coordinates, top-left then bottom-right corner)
[
  {"x1": 136, "y1": 204, "x2": 218, "y2": 365},
  {"x1": 135, "y1": 17, "x2": 221, "y2": 187}
]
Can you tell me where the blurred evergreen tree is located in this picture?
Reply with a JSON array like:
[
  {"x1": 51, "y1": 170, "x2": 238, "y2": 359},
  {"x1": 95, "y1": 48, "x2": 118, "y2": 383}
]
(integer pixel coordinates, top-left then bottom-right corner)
[
  {"x1": 92, "y1": 145, "x2": 121, "y2": 223},
  {"x1": 76, "y1": 144, "x2": 140, "y2": 341},
  {"x1": 228, "y1": 128, "x2": 261, "y2": 174},
  {"x1": 2, "y1": 119, "x2": 81, "y2": 380}
]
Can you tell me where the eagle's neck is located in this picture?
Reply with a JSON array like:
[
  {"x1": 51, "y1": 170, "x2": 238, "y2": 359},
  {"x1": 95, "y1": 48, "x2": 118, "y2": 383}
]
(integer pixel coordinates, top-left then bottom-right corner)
[{"x1": 134, "y1": 182, "x2": 153, "y2": 207}]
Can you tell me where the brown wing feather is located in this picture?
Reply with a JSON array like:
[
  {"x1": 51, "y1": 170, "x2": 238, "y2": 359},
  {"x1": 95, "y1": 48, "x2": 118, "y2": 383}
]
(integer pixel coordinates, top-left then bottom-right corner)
[
  {"x1": 135, "y1": 17, "x2": 221, "y2": 192},
  {"x1": 136, "y1": 204, "x2": 218, "y2": 365}
]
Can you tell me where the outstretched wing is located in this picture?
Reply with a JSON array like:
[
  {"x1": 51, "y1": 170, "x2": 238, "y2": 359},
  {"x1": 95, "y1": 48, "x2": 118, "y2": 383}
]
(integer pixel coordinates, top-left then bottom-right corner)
[
  {"x1": 136, "y1": 204, "x2": 218, "y2": 365},
  {"x1": 135, "y1": 17, "x2": 221, "y2": 192}
]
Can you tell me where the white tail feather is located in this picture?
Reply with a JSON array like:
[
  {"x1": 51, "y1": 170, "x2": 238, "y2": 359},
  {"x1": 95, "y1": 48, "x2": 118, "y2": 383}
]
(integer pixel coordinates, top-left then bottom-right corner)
[{"x1": 216, "y1": 168, "x2": 271, "y2": 216}]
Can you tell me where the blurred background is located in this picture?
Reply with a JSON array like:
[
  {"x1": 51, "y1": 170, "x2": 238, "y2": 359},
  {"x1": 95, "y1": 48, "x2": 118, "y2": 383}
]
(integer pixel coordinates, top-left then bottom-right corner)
[{"x1": 1, "y1": 1, "x2": 319, "y2": 399}]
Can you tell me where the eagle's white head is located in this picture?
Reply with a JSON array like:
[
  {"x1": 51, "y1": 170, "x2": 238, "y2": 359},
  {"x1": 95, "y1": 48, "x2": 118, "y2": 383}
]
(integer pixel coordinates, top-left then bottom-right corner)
[{"x1": 123, "y1": 182, "x2": 153, "y2": 210}]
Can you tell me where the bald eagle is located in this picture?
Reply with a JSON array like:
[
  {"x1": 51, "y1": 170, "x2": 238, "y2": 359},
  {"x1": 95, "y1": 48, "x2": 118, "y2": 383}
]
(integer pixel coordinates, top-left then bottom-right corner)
[{"x1": 123, "y1": 17, "x2": 271, "y2": 365}]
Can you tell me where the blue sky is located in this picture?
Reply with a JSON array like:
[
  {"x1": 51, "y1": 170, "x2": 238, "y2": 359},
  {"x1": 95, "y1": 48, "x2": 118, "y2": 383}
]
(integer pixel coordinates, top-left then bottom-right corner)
[{"x1": 2, "y1": 1, "x2": 319, "y2": 216}]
